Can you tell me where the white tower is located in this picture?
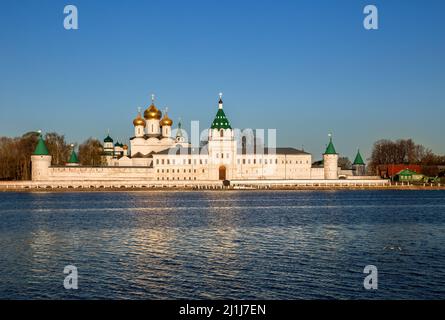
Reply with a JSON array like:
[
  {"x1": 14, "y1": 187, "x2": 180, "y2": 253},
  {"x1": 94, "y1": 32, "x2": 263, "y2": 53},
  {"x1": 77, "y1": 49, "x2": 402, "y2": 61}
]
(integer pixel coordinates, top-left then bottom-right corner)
[
  {"x1": 323, "y1": 133, "x2": 339, "y2": 180},
  {"x1": 160, "y1": 108, "x2": 173, "y2": 139},
  {"x1": 208, "y1": 93, "x2": 236, "y2": 181},
  {"x1": 31, "y1": 132, "x2": 52, "y2": 181},
  {"x1": 133, "y1": 107, "x2": 146, "y2": 138},
  {"x1": 144, "y1": 94, "x2": 162, "y2": 137}
]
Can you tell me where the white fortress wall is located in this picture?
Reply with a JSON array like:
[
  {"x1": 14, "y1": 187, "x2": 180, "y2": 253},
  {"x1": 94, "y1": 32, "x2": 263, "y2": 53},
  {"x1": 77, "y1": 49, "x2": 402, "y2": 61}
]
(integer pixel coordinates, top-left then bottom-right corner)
[
  {"x1": 46, "y1": 166, "x2": 155, "y2": 181},
  {"x1": 310, "y1": 167, "x2": 325, "y2": 179}
]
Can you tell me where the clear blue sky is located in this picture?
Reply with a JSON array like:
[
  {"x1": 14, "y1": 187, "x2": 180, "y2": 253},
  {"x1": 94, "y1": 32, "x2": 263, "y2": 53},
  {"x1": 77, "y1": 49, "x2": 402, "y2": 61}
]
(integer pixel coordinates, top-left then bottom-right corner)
[{"x1": 0, "y1": 0, "x2": 444, "y2": 161}]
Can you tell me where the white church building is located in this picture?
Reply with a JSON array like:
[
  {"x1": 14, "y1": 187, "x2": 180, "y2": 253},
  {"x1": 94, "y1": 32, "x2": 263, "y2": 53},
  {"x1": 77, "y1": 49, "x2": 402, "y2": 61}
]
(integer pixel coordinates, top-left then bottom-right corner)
[{"x1": 29, "y1": 94, "x2": 387, "y2": 188}]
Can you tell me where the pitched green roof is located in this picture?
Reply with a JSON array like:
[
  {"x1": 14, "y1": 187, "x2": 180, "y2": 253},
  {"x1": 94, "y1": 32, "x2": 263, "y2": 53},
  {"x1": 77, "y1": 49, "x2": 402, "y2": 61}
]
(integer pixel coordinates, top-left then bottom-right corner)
[
  {"x1": 324, "y1": 136, "x2": 337, "y2": 155},
  {"x1": 211, "y1": 108, "x2": 231, "y2": 130},
  {"x1": 33, "y1": 135, "x2": 49, "y2": 156},
  {"x1": 353, "y1": 150, "x2": 365, "y2": 165},
  {"x1": 68, "y1": 150, "x2": 79, "y2": 163},
  {"x1": 104, "y1": 135, "x2": 113, "y2": 143},
  {"x1": 397, "y1": 169, "x2": 419, "y2": 176}
]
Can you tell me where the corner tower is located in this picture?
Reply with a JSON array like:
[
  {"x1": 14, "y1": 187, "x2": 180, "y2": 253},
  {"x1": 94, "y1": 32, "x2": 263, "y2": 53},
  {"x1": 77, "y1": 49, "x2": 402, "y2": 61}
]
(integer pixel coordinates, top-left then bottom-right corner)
[
  {"x1": 323, "y1": 133, "x2": 339, "y2": 180},
  {"x1": 31, "y1": 132, "x2": 52, "y2": 181},
  {"x1": 352, "y1": 149, "x2": 366, "y2": 176}
]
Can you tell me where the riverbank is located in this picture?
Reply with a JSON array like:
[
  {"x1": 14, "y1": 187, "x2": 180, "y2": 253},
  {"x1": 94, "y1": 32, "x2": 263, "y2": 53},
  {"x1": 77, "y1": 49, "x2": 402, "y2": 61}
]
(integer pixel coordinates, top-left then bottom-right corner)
[{"x1": 1, "y1": 184, "x2": 444, "y2": 192}]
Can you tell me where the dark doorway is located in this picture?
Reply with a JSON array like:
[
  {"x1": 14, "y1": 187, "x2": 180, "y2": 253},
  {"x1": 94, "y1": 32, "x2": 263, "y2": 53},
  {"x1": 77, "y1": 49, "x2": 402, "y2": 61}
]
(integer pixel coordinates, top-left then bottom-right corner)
[{"x1": 219, "y1": 166, "x2": 226, "y2": 180}]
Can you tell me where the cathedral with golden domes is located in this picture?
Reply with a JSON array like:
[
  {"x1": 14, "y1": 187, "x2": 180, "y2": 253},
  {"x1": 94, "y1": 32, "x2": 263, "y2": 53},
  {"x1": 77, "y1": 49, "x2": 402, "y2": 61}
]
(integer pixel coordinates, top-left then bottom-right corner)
[{"x1": 28, "y1": 93, "x2": 388, "y2": 188}]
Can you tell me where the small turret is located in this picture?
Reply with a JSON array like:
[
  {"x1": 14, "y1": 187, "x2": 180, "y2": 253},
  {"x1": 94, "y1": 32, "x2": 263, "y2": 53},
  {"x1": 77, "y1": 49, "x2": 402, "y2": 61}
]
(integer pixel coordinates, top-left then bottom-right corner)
[
  {"x1": 114, "y1": 142, "x2": 124, "y2": 157},
  {"x1": 352, "y1": 149, "x2": 366, "y2": 176},
  {"x1": 103, "y1": 132, "x2": 114, "y2": 156},
  {"x1": 31, "y1": 131, "x2": 52, "y2": 181},
  {"x1": 67, "y1": 144, "x2": 80, "y2": 166},
  {"x1": 323, "y1": 133, "x2": 339, "y2": 180}
]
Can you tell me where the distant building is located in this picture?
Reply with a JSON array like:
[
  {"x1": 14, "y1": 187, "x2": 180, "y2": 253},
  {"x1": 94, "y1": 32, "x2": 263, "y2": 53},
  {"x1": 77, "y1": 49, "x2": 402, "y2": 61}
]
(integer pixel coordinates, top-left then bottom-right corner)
[
  {"x1": 393, "y1": 169, "x2": 425, "y2": 182},
  {"x1": 377, "y1": 164, "x2": 422, "y2": 179}
]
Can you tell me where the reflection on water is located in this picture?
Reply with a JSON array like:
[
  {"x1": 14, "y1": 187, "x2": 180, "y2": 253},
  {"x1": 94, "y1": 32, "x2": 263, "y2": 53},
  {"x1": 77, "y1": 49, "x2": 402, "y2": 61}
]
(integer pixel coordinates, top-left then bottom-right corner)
[{"x1": 0, "y1": 190, "x2": 445, "y2": 299}]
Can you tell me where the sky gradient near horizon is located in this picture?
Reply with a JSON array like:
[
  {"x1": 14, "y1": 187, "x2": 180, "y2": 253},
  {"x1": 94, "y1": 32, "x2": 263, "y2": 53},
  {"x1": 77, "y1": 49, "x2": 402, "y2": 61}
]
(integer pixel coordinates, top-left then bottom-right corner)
[{"x1": 0, "y1": 0, "x2": 444, "y2": 161}]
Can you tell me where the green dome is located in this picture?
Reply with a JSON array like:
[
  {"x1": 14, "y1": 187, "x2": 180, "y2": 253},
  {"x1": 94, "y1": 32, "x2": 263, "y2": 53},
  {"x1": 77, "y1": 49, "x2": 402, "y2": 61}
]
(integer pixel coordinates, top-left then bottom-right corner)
[
  {"x1": 68, "y1": 149, "x2": 79, "y2": 163},
  {"x1": 324, "y1": 136, "x2": 337, "y2": 155},
  {"x1": 211, "y1": 109, "x2": 231, "y2": 130},
  {"x1": 353, "y1": 149, "x2": 365, "y2": 165},
  {"x1": 104, "y1": 135, "x2": 113, "y2": 143},
  {"x1": 33, "y1": 135, "x2": 49, "y2": 156},
  {"x1": 210, "y1": 96, "x2": 232, "y2": 130}
]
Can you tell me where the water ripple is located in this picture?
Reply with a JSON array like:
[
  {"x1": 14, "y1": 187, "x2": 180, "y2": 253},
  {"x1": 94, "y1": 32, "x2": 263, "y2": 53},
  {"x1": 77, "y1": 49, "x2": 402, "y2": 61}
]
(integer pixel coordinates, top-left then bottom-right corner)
[{"x1": 0, "y1": 190, "x2": 444, "y2": 299}]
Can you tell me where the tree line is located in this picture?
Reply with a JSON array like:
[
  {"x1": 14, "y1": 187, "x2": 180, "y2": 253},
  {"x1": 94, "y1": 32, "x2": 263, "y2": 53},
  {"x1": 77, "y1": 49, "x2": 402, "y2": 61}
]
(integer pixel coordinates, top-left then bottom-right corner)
[
  {"x1": 0, "y1": 132, "x2": 105, "y2": 181},
  {"x1": 368, "y1": 139, "x2": 445, "y2": 176}
]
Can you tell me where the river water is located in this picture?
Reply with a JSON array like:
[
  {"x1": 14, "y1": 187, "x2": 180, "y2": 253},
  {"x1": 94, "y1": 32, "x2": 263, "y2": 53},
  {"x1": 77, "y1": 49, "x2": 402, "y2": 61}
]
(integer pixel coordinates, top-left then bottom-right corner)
[{"x1": 0, "y1": 190, "x2": 444, "y2": 299}]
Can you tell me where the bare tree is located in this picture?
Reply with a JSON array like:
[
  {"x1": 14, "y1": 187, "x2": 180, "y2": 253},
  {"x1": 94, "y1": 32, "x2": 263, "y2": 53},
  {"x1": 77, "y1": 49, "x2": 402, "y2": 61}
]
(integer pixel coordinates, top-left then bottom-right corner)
[
  {"x1": 45, "y1": 132, "x2": 72, "y2": 165},
  {"x1": 338, "y1": 157, "x2": 352, "y2": 170},
  {"x1": 78, "y1": 138, "x2": 105, "y2": 166},
  {"x1": 0, "y1": 132, "x2": 38, "y2": 180},
  {"x1": 369, "y1": 138, "x2": 443, "y2": 174}
]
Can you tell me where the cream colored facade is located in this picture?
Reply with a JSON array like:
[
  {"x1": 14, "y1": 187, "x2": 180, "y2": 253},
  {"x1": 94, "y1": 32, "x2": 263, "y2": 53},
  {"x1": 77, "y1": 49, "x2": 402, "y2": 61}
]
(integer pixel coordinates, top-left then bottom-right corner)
[{"x1": 30, "y1": 95, "x2": 382, "y2": 185}]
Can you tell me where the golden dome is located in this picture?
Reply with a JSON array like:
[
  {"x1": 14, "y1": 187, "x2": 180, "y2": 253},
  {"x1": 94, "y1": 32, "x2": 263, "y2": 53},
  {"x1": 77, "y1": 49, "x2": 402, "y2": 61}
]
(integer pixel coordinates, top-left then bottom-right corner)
[
  {"x1": 133, "y1": 113, "x2": 146, "y2": 127},
  {"x1": 123, "y1": 144, "x2": 128, "y2": 150},
  {"x1": 144, "y1": 103, "x2": 162, "y2": 120},
  {"x1": 160, "y1": 113, "x2": 173, "y2": 126}
]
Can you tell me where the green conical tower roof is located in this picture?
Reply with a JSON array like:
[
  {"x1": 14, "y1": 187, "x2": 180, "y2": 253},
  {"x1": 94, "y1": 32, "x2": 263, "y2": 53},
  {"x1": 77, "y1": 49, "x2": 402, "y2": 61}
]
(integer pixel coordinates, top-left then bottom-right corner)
[
  {"x1": 353, "y1": 149, "x2": 365, "y2": 165},
  {"x1": 324, "y1": 135, "x2": 337, "y2": 155},
  {"x1": 68, "y1": 149, "x2": 79, "y2": 163},
  {"x1": 104, "y1": 134, "x2": 113, "y2": 143},
  {"x1": 211, "y1": 95, "x2": 232, "y2": 130},
  {"x1": 211, "y1": 109, "x2": 232, "y2": 129},
  {"x1": 33, "y1": 134, "x2": 49, "y2": 156}
]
